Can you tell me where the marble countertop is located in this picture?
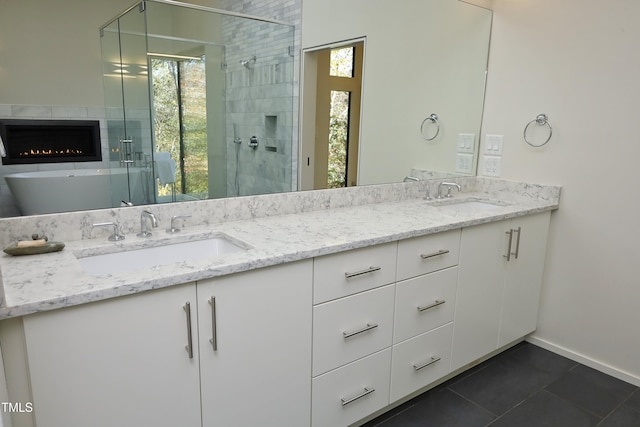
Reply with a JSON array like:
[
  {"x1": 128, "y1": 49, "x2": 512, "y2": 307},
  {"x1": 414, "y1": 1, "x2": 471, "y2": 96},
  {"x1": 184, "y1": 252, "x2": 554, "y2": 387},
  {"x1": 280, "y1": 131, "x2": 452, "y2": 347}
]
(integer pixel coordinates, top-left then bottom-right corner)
[{"x1": 0, "y1": 181, "x2": 560, "y2": 320}]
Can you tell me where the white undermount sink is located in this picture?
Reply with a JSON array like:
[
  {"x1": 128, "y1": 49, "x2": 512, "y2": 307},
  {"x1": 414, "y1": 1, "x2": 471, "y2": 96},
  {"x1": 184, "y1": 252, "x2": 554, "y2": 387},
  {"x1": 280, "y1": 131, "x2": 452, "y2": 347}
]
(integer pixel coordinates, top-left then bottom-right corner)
[{"x1": 76, "y1": 234, "x2": 249, "y2": 277}]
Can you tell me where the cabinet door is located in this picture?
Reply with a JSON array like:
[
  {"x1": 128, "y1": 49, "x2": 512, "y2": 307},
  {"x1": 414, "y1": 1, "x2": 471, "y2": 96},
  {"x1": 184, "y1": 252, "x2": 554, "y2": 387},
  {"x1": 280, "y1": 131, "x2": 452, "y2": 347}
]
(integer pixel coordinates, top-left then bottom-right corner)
[
  {"x1": 313, "y1": 284, "x2": 395, "y2": 376},
  {"x1": 198, "y1": 260, "x2": 312, "y2": 427},
  {"x1": 23, "y1": 284, "x2": 201, "y2": 427},
  {"x1": 390, "y1": 323, "x2": 453, "y2": 403},
  {"x1": 396, "y1": 229, "x2": 460, "y2": 281},
  {"x1": 314, "y1": 242, "x2": 397, "y2": 304},
  {"x1": 312, "y1": 348, "x2": 392, "y2": 427},
  {"x1": 394, "y1": 267, "x2": 457, "y2": 344},
  {"x1": 499, "y1": 212, "x2": 551, "y2": 346},
  {"x1": 451, "y1": 220, "x2": 507, "y2": 371}
]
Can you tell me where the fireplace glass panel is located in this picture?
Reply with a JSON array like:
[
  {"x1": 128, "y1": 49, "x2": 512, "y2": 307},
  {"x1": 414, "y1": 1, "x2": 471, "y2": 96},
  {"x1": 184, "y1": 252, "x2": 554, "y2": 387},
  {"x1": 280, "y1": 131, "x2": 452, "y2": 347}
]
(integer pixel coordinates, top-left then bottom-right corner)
[{"x1": 0, "y1": 119, "x2": 102, "y2": 165}]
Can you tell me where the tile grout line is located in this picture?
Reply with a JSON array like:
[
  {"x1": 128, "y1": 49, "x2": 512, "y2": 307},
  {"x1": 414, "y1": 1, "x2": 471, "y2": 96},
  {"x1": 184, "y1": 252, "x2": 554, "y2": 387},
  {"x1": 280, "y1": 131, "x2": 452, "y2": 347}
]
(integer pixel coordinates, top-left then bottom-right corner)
[{"x1": 593, "y1": 387, "x2": 640, "y2": 426}]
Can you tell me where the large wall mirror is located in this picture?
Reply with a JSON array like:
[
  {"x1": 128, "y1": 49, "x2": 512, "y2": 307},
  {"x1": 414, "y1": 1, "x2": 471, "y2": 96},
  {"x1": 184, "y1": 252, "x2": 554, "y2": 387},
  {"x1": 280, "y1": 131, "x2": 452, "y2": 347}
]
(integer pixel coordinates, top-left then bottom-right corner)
[
  {"x1": 301, "y1": 0, "x2": 492, "y2": 188},
  {"x1": 0, "y1": 0, "x2": 492, "y2": 218}
]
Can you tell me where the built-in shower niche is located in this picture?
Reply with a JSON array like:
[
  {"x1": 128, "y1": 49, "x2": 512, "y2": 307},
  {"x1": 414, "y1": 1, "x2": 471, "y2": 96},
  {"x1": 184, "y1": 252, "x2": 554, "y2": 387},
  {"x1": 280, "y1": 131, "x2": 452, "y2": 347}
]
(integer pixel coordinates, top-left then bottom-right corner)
[
  {"x1": 265, "y1": 115, "x2": 278, "y2": 152},
  {"x1": 0, "y1": 119, "x2": 102, "y2": 165}
]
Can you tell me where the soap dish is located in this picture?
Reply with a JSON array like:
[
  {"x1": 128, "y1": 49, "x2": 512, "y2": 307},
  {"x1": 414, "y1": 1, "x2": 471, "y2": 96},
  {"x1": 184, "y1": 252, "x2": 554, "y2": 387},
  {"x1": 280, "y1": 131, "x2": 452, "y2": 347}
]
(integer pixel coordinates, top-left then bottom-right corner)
[{"x1": 3, "y1": 242, "x2": 65, "y2": 256}]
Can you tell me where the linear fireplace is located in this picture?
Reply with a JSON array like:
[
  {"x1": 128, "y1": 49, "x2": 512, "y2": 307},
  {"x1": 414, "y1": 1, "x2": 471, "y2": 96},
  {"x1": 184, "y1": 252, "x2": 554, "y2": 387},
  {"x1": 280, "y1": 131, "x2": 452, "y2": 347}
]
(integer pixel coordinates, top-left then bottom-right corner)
[{"x1": 0, "y1": 119, "x2": 102, "y2": 165}]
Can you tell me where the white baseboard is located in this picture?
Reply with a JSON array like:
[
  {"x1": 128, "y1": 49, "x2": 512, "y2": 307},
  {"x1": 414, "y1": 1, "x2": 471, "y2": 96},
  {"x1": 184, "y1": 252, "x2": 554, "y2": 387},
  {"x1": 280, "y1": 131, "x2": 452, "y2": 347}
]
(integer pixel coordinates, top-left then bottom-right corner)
[{"x1": 526, "y1": 335, "x2": 640, "y2": 387}]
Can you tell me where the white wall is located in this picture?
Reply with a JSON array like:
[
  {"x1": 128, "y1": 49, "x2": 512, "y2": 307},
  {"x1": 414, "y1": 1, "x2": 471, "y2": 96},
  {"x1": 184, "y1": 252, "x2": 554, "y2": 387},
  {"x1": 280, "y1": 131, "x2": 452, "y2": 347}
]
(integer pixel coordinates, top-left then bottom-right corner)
[
  {"x1": 481, "y1": 0, "x2": 640, "y2": 383},
  {"x1": 301, "y1": 0, "x2": 492, "y2": 183},
  {"x1": 0, "y1": 0, "x2": 133, "y2": 107},
  {"x1": 0, "y1": 0, "x2": 221, "y2": 108}
]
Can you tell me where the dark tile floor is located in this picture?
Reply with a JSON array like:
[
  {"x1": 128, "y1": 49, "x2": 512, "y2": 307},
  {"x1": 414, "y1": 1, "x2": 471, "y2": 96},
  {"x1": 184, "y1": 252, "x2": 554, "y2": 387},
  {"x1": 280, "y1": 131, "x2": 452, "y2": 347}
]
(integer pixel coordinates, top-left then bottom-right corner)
[{"x1": 364, "y1": 342, "x2": 640, "y2": 427}]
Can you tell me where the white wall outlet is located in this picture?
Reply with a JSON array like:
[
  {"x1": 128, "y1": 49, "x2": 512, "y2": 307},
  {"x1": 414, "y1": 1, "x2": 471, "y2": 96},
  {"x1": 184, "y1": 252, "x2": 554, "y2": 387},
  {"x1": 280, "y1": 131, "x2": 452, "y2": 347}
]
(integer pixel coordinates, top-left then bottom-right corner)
[
  {"x1": 457, "y1": 133, "x2": 475, "y2": 154},
  {"x1": 455, "y1": 153, "x2": 474, "y2": 174},
  {"x1": 482, "y1": 155, "x2": 502, "y2": 177},
  {"x1": 484, "y1": 134, "x2": 504, "y2": 156}
]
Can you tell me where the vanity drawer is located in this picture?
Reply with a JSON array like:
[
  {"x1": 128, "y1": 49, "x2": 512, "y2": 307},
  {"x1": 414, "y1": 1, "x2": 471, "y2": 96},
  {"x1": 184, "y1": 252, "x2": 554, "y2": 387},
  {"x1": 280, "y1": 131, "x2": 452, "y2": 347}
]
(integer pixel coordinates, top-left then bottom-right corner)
[
  {"x1": 312, "y1": 348, "x2": 392, "y2": 427},
  {"x1": 396, "y1": 230, "x2": 460, "y2": 281},
  {"x1": 313, "y1": 285, "x2": 394, "y2": 376},
  {"x1": 390, "y1": 323, "x2": 453, "y2": 403},
  {"x1": 313, "y1": 242, "x2": 397, "y2": 304},
  {"x1": 393, "y1": 267, "x2": 458, "y2": 344}
]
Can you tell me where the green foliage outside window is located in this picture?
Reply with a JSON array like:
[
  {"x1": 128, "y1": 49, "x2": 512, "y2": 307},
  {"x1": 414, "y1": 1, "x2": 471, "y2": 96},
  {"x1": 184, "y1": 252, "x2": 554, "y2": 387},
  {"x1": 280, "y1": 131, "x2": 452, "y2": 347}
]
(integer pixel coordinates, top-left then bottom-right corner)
[
  {"x1": 327, "y1": 47, "x2": 354, "y2": 189},
  {"x1": 328, "y1": 90, "x2": 349, "y2": 189},
  {"x1": 152, "y1": 58, "x2": 208, "y2": 198}
]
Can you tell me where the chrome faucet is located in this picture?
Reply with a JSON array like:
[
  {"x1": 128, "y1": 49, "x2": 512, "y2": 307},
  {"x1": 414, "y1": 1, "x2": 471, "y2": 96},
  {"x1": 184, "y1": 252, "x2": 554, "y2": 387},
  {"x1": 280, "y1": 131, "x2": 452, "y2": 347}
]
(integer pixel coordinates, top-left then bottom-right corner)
[
  {"x1": 437, "y1": 182, "x2": 462, "y2": 198},
  {"x1": 92, "y1": 222, "x2": 125, "y2": 241},
  {"x1": 137, "y1": 210, "x2": 158, "y2": 238},
  {"x1": 166, "y1": 214, "x2": 192, "y2": 234}
]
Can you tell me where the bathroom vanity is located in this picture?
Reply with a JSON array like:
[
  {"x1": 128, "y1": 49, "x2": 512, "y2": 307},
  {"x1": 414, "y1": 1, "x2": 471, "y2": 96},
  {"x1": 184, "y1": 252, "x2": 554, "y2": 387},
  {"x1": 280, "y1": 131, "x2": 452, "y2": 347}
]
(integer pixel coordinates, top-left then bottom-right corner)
[{"x1": 0, "y1": 177, "x2": 560, "y2": 427}]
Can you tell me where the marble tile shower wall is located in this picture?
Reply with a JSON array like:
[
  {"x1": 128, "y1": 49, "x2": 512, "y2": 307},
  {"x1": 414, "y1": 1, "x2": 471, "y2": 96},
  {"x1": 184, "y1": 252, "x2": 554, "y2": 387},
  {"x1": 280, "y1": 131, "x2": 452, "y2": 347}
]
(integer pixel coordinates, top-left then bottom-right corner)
[
  {"x1": 220, "y1": 0, "x2": 301, "y2": 196},
  {"x1": 0, "y1": 104, "x2": 110, "y2": 217}
]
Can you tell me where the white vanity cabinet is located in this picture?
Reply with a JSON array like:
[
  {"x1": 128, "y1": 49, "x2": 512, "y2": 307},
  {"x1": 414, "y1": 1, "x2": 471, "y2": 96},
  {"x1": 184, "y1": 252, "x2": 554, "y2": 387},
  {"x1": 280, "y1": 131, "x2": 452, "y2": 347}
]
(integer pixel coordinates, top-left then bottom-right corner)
[
  {"x1": 390, "y1": 231, "x2": 460, "y2": 403},
  {"x1": 11, "y1": 207, "x2": 553, "y2": 427},
  {"x1": 197, "y1": 260, "x2": 312, "y2": 427},
  {"x1": 311, "y1": 244, "x2": 397, "y2": 427},
  {"x1": 21, "y1": 260, "x2": 313, "y2": 427},
  {"x1": 23, "y1": 283, "x2": 202, "y2": 427},
  {"x1": 451, "y1": 212, "x2": 551, "y2": 371},
  {"x1": 311, "y1": 231, "x2": 461, "y2": 427}
]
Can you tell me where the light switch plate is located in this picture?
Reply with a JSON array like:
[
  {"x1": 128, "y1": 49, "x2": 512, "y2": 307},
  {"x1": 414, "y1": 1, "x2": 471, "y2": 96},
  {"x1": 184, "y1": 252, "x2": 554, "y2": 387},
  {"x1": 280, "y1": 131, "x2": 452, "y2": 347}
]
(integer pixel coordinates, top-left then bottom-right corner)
[
  {"x1": 457, "y1": 133, "x2": 475, "y2": 154},
  {"x1": 484, "y1": 134, "x2": 504, "y2": 156},
  {"x1": 455, "y1": 153, "x2": 474, "y2": 174},
  {"x1": 482, "y1": 155, "x2": 502, "y2": 177}
]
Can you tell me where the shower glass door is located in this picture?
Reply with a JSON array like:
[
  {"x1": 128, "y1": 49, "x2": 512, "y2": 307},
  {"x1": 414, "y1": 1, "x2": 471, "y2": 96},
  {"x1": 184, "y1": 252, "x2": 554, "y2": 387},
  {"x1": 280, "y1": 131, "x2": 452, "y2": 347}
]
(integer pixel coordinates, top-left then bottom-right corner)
[
  {"x1": 100, "y1": 3, "x2": 155, "y2": 207},
  {"x1": 102, "y1": 0, "x2": 296, "y2": 207},
  {"x1": 145, "y1": 0, "x2": 227, "y2": 201}
]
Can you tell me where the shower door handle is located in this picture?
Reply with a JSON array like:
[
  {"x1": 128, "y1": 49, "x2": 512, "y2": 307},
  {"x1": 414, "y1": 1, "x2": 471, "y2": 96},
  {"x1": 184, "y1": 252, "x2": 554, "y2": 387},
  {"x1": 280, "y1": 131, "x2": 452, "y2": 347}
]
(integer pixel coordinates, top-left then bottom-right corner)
[{"x1": 119, "y1": 137, "x2": 134, "y2": 164}]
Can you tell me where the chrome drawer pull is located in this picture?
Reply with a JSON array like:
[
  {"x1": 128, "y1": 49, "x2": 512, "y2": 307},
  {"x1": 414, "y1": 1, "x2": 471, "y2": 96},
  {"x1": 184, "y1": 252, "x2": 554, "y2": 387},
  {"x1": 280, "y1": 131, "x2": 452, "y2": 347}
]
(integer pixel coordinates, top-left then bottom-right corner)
[
  {"x1": 343, "y1": 322, "x2": 379, "y2": 339},
  {"x1": 512, "y1": 226, "x2": 522, "y2": 259},
  {"x1": 183, "y1": 302, "x2": 194, "y2": 359},
  {"x1": 504, "y1": 229, "x2": 514, "y2": 261},
  {"x1": 417, "y1": 300, "x2": 446, "y2": 312},
  {"x1": 341, "y1": 387, "x2": 376, "y2": 406},
  {"x1": 344, "y1": 266, "x2": 381, "y2": 279},
  {"x1": 413, "y1": 356, "x2": 441, "y2": 371},
  {"x1": 420, "y1": 249, "x2": 450, "y2": 259},
  {"x1": 208, "y1": 297, "x2": 218, "y2": 351}
]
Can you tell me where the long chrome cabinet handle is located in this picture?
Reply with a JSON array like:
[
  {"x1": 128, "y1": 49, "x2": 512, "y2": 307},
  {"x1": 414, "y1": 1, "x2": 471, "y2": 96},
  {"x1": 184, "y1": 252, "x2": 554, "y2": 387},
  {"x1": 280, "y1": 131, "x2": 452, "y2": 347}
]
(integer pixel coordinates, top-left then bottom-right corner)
[
  {"x1": 343, "y1": 322, "x2": 379, "y2": 339},
  {"x1": 341, "y1": 387, "x2": 375, "y2": 406},
  {"x1": 417, "y1": 300, "x2": 446, "y2": 312},
  {"x1": 208, "y1": 297, "x2": 218, "y2": 351},
  {"x1": 183, "y1": 302, "x2": 194, "y2": 359},
  {"x1": 512, "y1": 227, "x2": 522, "y2": 259},
  {"x1": 344, "y1": 266, "x2": 381, "y2": 279},
  {"x1": 504, "y1": 229, "x2": 514, "y2": 261},
  {"x1": 413, "y1": 356, "x2": 442, "y2": 371},
  {"x1": 420, "y1": 249, "x2": 450, "y2": 259}
]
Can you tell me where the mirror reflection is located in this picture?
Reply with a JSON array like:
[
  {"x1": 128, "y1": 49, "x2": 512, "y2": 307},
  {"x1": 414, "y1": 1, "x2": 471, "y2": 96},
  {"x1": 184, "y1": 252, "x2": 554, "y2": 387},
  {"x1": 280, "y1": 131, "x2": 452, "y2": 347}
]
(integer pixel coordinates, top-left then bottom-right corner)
[
  {"x1": 301, "y1": 0, "x2": 493, "y2": 188},
  {"x1": 100, "y1": 0, "x2": 296, "y2": 208},
  {"x1": 0, "y1": 0, "x2": 492, "y2": 217}
]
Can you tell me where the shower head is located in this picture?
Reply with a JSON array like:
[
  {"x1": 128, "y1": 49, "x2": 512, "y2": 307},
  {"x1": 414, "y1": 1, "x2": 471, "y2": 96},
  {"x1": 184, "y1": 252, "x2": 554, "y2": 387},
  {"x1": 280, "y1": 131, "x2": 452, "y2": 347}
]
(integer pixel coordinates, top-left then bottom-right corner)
[{"x1": 240, "y1": 55, "x2": 256, "y2": 69}]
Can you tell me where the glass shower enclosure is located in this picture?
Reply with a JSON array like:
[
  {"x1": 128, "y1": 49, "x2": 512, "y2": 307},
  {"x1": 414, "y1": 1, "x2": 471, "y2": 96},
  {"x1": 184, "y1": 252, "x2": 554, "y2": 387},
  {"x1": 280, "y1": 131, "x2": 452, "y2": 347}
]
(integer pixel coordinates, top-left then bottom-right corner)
[{"x1": 100, "y1": 0, "x2": 296, "y2": 206}]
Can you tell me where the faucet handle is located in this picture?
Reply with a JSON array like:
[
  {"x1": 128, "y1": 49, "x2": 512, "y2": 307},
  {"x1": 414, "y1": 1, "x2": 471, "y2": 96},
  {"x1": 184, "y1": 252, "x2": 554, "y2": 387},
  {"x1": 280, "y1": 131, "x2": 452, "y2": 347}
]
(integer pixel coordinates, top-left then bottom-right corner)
[
  {"x1": 92, "y1": 222, "x2": 125, "y2": 241},
  {"x1": 137, "y1": 211, "x2": 158, "y2": 238},
  {"x1": 167, "y1": 215, "x2": 192, "y2": 234},
  {"x1": 437, "y1": 182, "x2": 462, "y2": 199}
]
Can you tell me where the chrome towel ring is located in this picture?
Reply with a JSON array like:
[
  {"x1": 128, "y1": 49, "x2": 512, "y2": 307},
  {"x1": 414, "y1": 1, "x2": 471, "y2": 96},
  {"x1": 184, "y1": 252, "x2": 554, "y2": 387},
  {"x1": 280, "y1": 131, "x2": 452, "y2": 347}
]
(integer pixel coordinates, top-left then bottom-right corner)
[
  {"x1": 420, "y1": 113, "x2": 440, "y2": 141},
  {"x1": 524, "y1": 113, "x2": 553, "y2": 147}
]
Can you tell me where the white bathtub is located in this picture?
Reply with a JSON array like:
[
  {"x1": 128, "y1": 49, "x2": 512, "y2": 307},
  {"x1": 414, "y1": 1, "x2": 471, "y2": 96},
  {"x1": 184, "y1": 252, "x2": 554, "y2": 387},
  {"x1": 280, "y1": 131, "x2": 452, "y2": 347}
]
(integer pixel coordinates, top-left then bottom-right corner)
[{"x1": 4, "y1": 168, "x2": 143, "y2": 215}]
